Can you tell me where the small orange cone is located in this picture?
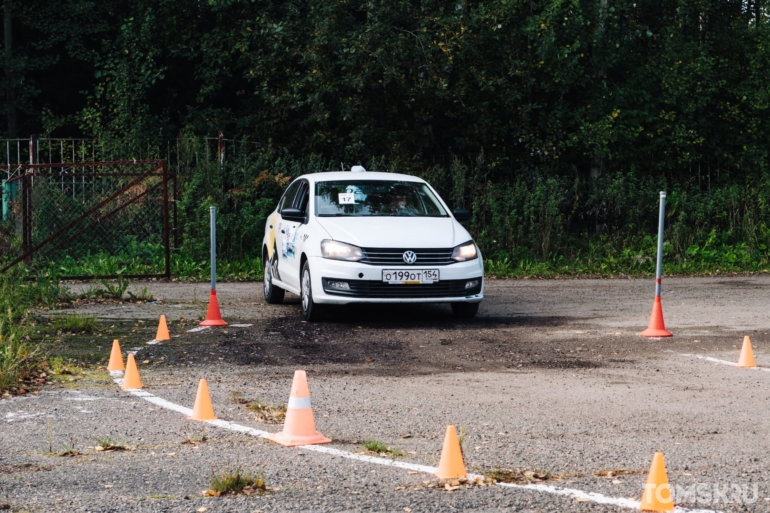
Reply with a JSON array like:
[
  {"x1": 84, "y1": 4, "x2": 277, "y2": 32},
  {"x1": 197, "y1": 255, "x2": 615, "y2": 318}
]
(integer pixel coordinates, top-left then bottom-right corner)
[
  {"x1": 640, "y1": 452, "x2": 674, "y2": 511},
  {"x1": 267, "y1": 370, "x2": 330, "y2": 446},
  {"x1": 121, "y1": 354, "x2": 143, "y2": 389},
  {"x1": 200, "y1": 290, "x2": 228, "y2": 327},
  {"x1": 738, "y1": 336, "x2": 757, "y2": 368},
  {"x1": 189, "y1": 379, "x2": 217, "y2": 420},
  {"x1": 106, "y1": 339, "x2": 125, "y2": 371},
  {"x1": 154, "y1": 315, "x2": 171, "y2": 341},
  {"x1": 640, "y1": 297, "x2": 673, "y2": 337},
  {"x1": 436, "y1": 425, "x2": 467, "y2": 479}
]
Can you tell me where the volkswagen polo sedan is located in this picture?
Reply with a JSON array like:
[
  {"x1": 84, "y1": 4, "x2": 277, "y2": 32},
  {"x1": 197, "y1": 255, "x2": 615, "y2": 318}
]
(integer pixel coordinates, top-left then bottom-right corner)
[{"x1": 261, "y1": 167, "x2": 484, "y2": 321}]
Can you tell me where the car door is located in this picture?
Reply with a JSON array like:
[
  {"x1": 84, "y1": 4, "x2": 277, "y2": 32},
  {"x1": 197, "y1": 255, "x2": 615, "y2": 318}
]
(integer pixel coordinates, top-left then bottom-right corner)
[
  {"x1": 271, "y1": 180, "x2": 302, "y2": 289},
  {"x1": 278, "y1": 179, "x2": 310, "y2": 291}
]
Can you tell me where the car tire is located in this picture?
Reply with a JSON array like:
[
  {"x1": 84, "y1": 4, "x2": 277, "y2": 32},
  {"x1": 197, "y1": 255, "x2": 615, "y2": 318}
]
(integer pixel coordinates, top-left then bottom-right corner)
[
  {"x1": 263, "y1": 249, "x2": 285, "y2": 304},
  {"x1": 451, "y1": 302, "x2": 479, "y2": 319},
  {"x1": 300, "y1": 261, "x2": 323, "y2": 321}
]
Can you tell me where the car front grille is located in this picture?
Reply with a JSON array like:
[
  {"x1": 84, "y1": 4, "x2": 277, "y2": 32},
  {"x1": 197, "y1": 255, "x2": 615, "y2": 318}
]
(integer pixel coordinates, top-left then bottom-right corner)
[
  {"x1": 360, "y1": 247, "x2": 455, "y2": 266},
  {"x1": 322, "y1": 278, "x2": 482, "y2": 299}
]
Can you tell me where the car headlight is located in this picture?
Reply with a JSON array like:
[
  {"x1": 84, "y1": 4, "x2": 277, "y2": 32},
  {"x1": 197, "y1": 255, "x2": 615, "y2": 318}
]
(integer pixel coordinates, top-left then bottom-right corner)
[
  {"x1": 451, "y1": 241, "x2": 478, "y2": 262},
  {"x1": 321, "y1": 239, "x2": 364, "y2": 261}
]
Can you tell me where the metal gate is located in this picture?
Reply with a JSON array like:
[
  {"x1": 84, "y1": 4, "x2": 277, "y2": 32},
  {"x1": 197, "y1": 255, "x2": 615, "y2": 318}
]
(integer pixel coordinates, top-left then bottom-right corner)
[{"x1": 1, "y1": 157, "x2": 175, "y2": 279}]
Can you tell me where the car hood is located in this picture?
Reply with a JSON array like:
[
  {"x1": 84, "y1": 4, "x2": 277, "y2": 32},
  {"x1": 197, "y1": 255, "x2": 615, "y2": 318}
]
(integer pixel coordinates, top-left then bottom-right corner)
[{"x1": 314, "y1": 216, "x2": 468, "y2": 248}]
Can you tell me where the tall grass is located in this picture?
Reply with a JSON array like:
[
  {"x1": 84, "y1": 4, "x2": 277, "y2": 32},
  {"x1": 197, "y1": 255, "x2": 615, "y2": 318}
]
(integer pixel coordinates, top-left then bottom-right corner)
[
  {"x1": 0, "y1": 269, "x2": 69, "y2": 392},
  {"x1": 424, "y1": 158, "x2": 770, "y2": 276},
  {"x1": 31, "y1": 251, "x2": 264, "y2": 281},
  {"x1": 0, "y1": 308, "x2": 37, "y2": 392}
]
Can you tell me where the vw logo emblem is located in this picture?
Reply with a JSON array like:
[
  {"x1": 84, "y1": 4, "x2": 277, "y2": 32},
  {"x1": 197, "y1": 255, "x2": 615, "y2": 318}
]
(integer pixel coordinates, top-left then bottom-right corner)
[{"x1": 403, "y1": 251, "x2": 417, "y2": 264}]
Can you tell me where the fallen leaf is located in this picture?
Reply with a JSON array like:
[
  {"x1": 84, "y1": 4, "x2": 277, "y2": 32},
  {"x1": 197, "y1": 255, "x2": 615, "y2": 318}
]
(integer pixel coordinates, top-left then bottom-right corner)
[
  {"x1": 444, "y1": 484, "x2": 461, "y2": 491},
  {"x1": 197, "y1": 508, "x2": 208, "y2": 512}
]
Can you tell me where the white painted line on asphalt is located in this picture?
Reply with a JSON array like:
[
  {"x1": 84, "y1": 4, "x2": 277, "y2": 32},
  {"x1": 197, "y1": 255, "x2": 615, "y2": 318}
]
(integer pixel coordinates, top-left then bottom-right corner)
[
  {"x1": 207, "y1": 418, "x2": 270, "y2": 437},
  {"x1": 680, "y1": 353, "x2": 770, "y2": 372},
  {"x1": 229, "y1": 323, "x2": 253, "y2": 328},
  {"x1": 497, "y1": 482, "x2": 715, "y2": 513},
  {"x1": 186, "y1": 326, "x2": 211, "y2": 333},
  {"x1": 300, "y1": 444, "x2": 438, "y2": 474},
  {"x1": 4, "y1": 411, "x2": 47, "y2": 423},
  {"x1": 110, "y1": 378, "x2": 715, "y2": 512}
]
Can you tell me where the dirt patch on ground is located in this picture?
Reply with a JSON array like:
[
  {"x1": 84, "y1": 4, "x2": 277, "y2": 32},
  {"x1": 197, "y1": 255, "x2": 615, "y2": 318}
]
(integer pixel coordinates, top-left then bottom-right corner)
[{"x1": 40, "y1": 278, "x2": 764, "y2": 379}]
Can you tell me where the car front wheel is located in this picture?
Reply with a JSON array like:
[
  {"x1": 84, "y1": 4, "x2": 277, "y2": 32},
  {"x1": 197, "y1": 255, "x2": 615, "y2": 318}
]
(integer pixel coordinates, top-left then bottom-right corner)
[
  {"x1": 300, "y1": 262, "x2": 323, "y2": 321},
  {"x1": 451, "y1": 302, "x2": 479, "y2": 319}
]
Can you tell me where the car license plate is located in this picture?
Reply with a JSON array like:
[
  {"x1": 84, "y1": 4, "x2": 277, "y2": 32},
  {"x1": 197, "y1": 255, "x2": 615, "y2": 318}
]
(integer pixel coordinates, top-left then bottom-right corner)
[{"x1": 382, "y1": 269, "x2": 439, "y2": 284}]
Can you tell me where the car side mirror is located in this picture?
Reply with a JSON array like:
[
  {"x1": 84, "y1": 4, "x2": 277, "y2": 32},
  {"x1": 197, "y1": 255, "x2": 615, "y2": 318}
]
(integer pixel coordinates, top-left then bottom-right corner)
[
  {"x1": 453, "y1": 208, "x2": 471, "y2": 222},
  {"x1": 281, "y1": 208, "x2": 306, "y2": 223}
]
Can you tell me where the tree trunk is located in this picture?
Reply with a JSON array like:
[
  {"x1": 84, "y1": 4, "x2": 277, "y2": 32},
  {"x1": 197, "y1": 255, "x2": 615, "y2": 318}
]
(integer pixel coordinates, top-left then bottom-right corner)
[
  {"x1": 4, "y1": 0, "x2": 16, "y2": 138},
  {"x1": 592, "y1": 0, "x2": 608, "y2": 234}
]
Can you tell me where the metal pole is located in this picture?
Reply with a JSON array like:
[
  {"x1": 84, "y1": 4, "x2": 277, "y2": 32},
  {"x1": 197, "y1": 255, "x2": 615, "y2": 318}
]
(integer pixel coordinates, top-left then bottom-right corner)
[
  {"x1": 655, "y1": 191, "x2": 666, "y2": 297},
  {"x1": 161, "y1": 160, "x2": 170, "y2": 279},
  {"x1": 210, "y1": 206, "x2": 216, "y2": 291},
  {"x1": 1, "y1": 179, "x2": 7, "y2": 221}
]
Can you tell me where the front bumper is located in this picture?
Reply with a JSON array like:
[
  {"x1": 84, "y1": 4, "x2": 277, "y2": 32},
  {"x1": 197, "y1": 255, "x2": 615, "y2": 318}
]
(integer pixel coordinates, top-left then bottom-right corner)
[{"x1": 308, "y1": 256, "x2": 484, "y2": 305}]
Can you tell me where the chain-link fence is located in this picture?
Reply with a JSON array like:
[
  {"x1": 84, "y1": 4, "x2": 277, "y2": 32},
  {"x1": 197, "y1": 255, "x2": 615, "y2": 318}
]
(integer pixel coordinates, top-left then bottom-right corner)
[
  {"x1": 1, "y1": 159, "x2": 173, "y2": 279},
  {"x1": 0, "y1": 133, "x2": 269, "y2": 279}
]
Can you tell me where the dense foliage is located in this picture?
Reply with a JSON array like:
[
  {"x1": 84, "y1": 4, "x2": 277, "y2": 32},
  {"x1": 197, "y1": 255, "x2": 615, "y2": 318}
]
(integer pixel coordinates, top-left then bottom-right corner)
[{"x1": 3, "y1": 0, "x2": 770, "y2": 274}]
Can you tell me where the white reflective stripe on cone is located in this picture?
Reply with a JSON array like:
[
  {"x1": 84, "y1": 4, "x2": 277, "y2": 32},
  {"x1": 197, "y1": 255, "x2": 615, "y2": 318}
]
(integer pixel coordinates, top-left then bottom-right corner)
[{"x1": 287, "y1": 397, "x2": 312, "y2": 409}]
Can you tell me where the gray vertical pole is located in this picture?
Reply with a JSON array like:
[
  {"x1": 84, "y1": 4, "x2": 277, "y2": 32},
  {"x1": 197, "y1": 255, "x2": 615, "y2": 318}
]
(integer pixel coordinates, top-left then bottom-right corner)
[
  {"x1": 655, "y1": 192, "x2": 666, "y2": 297},
  {"x1": 210, "y1": 206, "x2": 216, "y2": 291},
  {"x1": 1, "y1": 179, "x2": 7, "y2": 221}
]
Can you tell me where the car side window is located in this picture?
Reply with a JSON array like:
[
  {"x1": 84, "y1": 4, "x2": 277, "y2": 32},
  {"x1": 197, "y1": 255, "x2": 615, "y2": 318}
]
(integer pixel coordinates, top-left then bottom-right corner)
[
  {"x1": 294, "y1": 181, "x2": 310, "y2": 214},
  {"x1": 278, "y1": 180, "x2": 302, "y2": 214}
]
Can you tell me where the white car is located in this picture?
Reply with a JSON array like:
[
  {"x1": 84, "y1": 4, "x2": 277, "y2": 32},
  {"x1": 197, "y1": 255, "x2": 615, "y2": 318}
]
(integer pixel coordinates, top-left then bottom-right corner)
[{"x1": 261, "y1": 168, "x2": 484, "y2": 321}]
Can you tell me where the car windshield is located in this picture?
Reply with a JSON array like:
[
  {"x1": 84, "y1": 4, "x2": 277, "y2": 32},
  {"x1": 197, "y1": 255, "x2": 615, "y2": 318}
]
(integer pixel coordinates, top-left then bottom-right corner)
[{"x1": 314, "y1": 180, "x2": 448, "y2": 217}]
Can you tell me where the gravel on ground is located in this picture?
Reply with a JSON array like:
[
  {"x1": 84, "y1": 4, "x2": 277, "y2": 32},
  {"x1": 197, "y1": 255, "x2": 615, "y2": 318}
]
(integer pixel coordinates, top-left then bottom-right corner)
[{"x1": 2, "y1": 276, "x2": 770, "y2": 512}]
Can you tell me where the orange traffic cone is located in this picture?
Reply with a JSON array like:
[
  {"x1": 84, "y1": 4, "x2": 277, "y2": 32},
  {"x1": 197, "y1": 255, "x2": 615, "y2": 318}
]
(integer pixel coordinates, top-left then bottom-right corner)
[
  {"x1": 154, "y1": 315, "x2": 171, "y2": 341},
  {"x1": 189, "y1": 379, "x2": 217, "y2": 420},
  {"x1": 107, "y1": 339, "x2": 125, "y2": 371},
  {"x1": 121, "y1": 354, "x2": 143, "y2": 389},
  {"x1": 640, "y1": 297, "x2": 673, "y2": 338},
  {"x1": 436, "y1": 425, "x2": 467, "y2": 479},
  {"x1": 738, "y1": 336, "x2": 757, "y2": 368},
  {"x1": 200, "y1": 290, "x2": 227, "y2": 327},
  {"x1": 640, "y1": 452, "x2": 674, "y2": 511},
  {"x1": 267, "y1": 370, "x2": 330, "y2": 446}
]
